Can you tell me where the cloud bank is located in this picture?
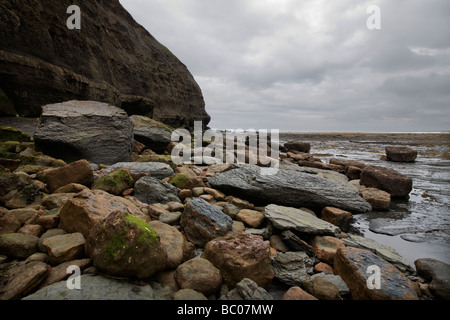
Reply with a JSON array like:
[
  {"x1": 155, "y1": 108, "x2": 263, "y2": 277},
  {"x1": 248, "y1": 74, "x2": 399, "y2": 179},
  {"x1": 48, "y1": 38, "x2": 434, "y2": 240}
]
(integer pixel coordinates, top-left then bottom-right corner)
[{"x1": 120, "y1": 0, "x2": 450, "y2": 132}]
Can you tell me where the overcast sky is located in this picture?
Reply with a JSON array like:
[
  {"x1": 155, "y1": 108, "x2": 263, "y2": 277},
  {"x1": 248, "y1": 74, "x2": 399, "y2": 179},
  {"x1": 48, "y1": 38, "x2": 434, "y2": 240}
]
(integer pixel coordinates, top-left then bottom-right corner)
[{"x1": 119, "y1": 0, "x2": 450, "y2": 132}]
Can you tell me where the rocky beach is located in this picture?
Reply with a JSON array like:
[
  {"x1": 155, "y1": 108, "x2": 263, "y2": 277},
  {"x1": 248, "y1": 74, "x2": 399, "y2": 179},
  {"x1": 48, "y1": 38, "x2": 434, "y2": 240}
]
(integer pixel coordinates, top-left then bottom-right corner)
[
  {"x1": 1, "y1": 0, "x2": 449, "y2": 305},
  {"x1": 0, "y1": 111, "x2": 449, "y2": 301}
]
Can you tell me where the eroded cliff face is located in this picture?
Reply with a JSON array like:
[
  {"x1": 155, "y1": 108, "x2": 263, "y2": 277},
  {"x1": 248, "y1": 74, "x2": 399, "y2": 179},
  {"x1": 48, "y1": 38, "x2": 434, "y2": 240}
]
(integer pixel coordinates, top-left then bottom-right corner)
[{"x1": 0, "y1": 0, "x2": 210, "y2": 129}]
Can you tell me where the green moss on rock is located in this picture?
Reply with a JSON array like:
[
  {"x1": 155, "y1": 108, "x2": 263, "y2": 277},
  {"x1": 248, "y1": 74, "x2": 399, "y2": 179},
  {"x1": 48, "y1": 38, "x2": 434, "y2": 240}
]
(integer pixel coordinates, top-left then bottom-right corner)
[
  {"x1": 123, "y1": 212, "x2": 160, "y2": 244},
  {"x1": 0, "y1": 126, "x2": 31, "y2": 143},
  {"x1": 169, "y1": 173, "x2": 190, "y2": 189},
  {"x1": 92, "y1": 168, "x2": 134, "y2": 195}
]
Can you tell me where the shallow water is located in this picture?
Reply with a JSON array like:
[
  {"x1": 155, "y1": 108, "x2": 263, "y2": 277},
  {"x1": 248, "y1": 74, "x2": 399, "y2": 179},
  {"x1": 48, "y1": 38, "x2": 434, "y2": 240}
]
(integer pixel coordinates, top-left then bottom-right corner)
[{"x1": 280, "y1": 132, "x2": 450, "y2": 267}]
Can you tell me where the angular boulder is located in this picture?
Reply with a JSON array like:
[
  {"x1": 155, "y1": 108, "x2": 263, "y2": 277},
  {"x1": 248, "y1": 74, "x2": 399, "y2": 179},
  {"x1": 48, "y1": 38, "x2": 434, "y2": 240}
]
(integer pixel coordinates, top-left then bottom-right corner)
[
  {"x1": 271, "y1": 251, "x2": 315, "y2": 286},
  {"x1": 385, "y1": 147, "x2": 417, "y2": 162},
  {"x1": 320, "y1": 206, "x2": 353, "y2": 232},
  {"x1": 360, "y1": 187, "x2": 391, "y2": 211},
  {"x1": 264, "y1": 204, "x2": 341, "y2": 237},
  {"x1": 134, "y1": 176, "x2": 181, "y2": 204},
  {"x1": 360, "y1": 165, "x2": 412, "y2": 197},
  {"x1": 209, "y1": 165, "x2": 372, "y2": 213},
  {"x1": 334, "y1": 247, "x2": 419, "y2": 300},
  {"x1": 203, "y1": 231, "x2": 274, "y2": 288},
  {"x1": 284, "y1": 141, "x2": 311, "y2": 153},
  {"x1": 180, "y1": 198, "x2": 233, "y2": 247},
  {"x1": 59, "y1": 189, "x2": 144, "y2": 238},
  {"x1": 415, "y1": 258, "x2": 450, "y2": 300},
  {"x1": 92, "y1": 168, "x2": 134, "y2": 196},
  {"x1": 85, "y1": 211, "x2": 166, "y2": 279},
  {"x1": 36, "y1": 159, "x2": 93, "y2": 193},
  {"x1": 34, "y1": 101, "x2": 134, "y2": 165},
  {"x1": 41, "y1": 233, "x2": 85, "y2": 264},
  {"x1": 0, "y1": 233, "x2": 39, "y2": 259}
]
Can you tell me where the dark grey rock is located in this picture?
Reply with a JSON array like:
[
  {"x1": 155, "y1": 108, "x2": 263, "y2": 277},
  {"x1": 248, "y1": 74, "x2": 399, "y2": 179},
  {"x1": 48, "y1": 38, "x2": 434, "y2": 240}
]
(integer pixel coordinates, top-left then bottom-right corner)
[
  {"x1": 34, "y1": 101, "x2": 134, "y2": 165},
  {"x1": 134, "y1": 176, "x2": 181, "y2": 204},
  {"x1": 22, "y1": 274, "x2": 170, "y2": 300},
  {"x1": 209, "y1": 165, "x2": 371, "y2": 213},
  {"x1": 265, "y1": 204, "x2": 341, "y2": 237},
  {"x1": 271, "y1": 251, "x2": 315, "y2": 286},
  {"x1": 180, "y1": 198, "x2": 233, "y2": 247},
  {"x1": 220, "y1": 278, "x2": 273, "y2": 300},
  {"x1": 415, "y1": 258, "x2": 450, "y2": 300}
]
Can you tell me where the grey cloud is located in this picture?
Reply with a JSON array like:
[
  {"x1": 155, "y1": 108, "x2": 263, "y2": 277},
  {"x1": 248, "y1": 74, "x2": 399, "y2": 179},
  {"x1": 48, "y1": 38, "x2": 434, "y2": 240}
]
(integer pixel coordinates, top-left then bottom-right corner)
[{"x1": 120, "y1": 0, "x2": 450, "y2": 132}]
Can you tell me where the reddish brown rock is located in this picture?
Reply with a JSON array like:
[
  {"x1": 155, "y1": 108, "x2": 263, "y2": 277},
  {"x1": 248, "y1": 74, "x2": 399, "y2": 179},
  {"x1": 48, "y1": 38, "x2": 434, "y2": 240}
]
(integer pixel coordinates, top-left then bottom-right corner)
[
  {"x1": 236, "y1": 209, "x2": 265, "y2": 228},
  {"x1": 385, "y1": 147, "x2": 417, "y2": 163},
  {"x1": 320, "y1": 207, "x2": 353, "y2": 232},
  {"x1": 41, "y1": 233, "x2": 85, "y2": 265},
  {"x1": 360, "y1": 187, "x2": 391, "y2": 211},
  {"x1": 203, "y1": 231, "x2": 274, "y2": 288},
  {"x1": 282, "y1": 286, "x2": 318, "y2": 300},
  {"x1": 85, "y1": 211, "x2": 166, "y2": 279},
  {"x1": 175, "y1": 258, "x2": 222, "y2": 295},
  {"x1": 311, "y1": 236, "x2": 345, "y2": 265},
  {"x1": 0, "y1": 261, "x2": 50, "y2": 300},
  {"x1": 334, "y1": 247, "x2": 419, "y2": 300},
  {"x1": 360, "y1": 165, "x2": 412, "y2": 198},
  {"x1": 59, "y1": 189, "x2": 144, "y2": 238},
  {"x1": 148, "y1": 220, "x2": 194, "y2": 270},
  {"x1": 36, "y1": 159, "x2": 93, "y2": 193}
]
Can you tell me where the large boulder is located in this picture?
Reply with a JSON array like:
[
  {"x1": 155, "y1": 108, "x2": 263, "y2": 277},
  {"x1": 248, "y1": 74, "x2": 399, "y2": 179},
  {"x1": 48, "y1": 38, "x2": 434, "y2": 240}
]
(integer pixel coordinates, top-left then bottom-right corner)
[
  {"x1": 59, "y1": 189, "x2": 145, "y2": 238},
  {"x1": 360, "y1": 165, "x2": 412, "y2": 198},
  {"x1": 385, "y1": 147, "x2": 417, "y2": 162},
  {"x1": 0, "y1": 0, "x2": 209, "y2": 128},
  {"x1": 334, "y1": 247, "x2": 419, "y2": 300},
  {"x1": 209, "y1": 165, "x2": 372, "y2": 213},
  {"x1": 85, "y1": 211, "x2": 166, "y2": 279},
  {"x1": 34, "y1": 101, "x2": 134, "y2": 164},
  {"x1": 203, "y1": 231, "x2": 274, "y2": 288}
]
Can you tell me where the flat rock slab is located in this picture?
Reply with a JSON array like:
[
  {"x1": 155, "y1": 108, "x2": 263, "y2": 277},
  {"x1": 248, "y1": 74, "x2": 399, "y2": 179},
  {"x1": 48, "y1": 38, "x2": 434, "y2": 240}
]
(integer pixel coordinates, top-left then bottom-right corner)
[
  {"x1": 34, "y1": 101, "x2": 134, "y2": 165},
  {"x1": 386, "y1": 147, "x2": 417, "y2": 162},
  {"x1": 342, "y1": 234, "x2": 413, "y2": 273},
  {"x1": 0, "y1": 261, "x2": 50, "y2": 300},
  {"x1": 264, "y1": 204, "x2": 341, "y2": 237},
  {"x1": 334, "y1": 247, "x2": 419, "y2": 300},
  {"x1": 209, "y1": 165, "x2": 371, "y2": 213},
  {"x1": 22, "y1": 274, "x2": 169, "y2": 300}
]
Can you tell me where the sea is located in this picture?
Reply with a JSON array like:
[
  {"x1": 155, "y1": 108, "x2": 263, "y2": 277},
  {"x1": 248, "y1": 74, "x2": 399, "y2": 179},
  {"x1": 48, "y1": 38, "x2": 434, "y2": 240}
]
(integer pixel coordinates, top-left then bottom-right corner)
[{"x1": 280, "y1": 132, "x2": 450, "y2": 267}]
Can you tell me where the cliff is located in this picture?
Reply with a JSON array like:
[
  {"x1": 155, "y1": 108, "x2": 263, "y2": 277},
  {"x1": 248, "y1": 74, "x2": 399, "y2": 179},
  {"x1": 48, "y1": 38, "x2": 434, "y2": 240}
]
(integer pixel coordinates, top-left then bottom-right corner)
[{"x1": 0, "y1": 0, "x2": 210, "y2": 129}]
